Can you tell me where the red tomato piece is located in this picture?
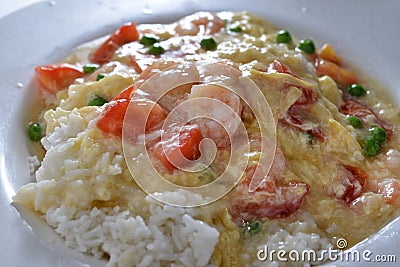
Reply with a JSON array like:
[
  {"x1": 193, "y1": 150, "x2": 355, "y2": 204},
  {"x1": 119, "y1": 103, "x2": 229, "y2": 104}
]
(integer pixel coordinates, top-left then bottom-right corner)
[
  {"x1": 268, "y1": 60, "x2": 317, "y2": 105},
  {"x1": 34, "y1": 63, "x2": 84, "y2": 94},
  {"x1": 97, "y1": 96, "x2": 167, "y2": 139},
  {"x1": 268, "y1": 59, "x2": 302, "y2": 79},
  {"x1": 97, "y1": 85, "x2": 135, "y2": 137},
  {"x1": 97, "y1": 98, "x2": 130, "y2": 138},
  {"x1": 268, "y1": 60, "x2": 322, "y2": 139},
  {"x1": 291, "y1": 85, "x2": 317, "y2": 106},
  {"x1": 328, "y1": 165, "x2": 367, "y2": 204},
  {"x1": 126, "y1": 99, "x2": 168, "y2": 134},
  {"x1": 280, "y1": 105, "x2": 326, "y2": 142},
  {"x1": 344, "y1": 165, "x2": 367, "y2": 187},
  {"x1": 97, "y1": 85, "x2": 167, "y2": 138},
  {"x1": 115, "y1": 84, "x2": 136, "y2": 100},
  {"x1": 269, "y1": 60, "x2": 317, "y2": 105},
  {"x1": 90, "y1": 22, "x2": 139, "y2": 64},
  {"x1": 153, "y1": 125, "x2": 203, "y2": 171},
  {"x1": 268, "y1": 60, "x2": 323, "y2": 139},
  {"x1": 111, "y1": 22, "x2": 140, "y2": 45}
]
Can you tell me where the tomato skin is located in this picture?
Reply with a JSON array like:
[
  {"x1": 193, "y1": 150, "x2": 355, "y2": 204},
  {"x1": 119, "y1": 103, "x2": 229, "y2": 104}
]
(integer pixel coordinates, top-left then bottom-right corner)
[
  {"x1": 125, "y1": 99, "x2": 167, "y2": 135},
  {"x1": 268, "y1": 59, "x2": 301, "y2": 79},
  {"x1": 177, "y1": 126, "x2": 203, "y2": 161},
  {"x1": 112, "y1": 23, "x2": 140, "y2": 45},
  {"x1": 97, "y1": 85, "x2": 168, "y2": 138},
  {"x1": 115, "y1": 84, "x2": 135, "y2": 100},
  {"x1": 34, "y1": 63, "x2": 84, "y2": 94},
  {"x1": 268, "y1": 59, "x2": 324, "y2": 140},
  {"x1": 96, "y1": 85, "x2": 134, "y2": 137},
  {"x1": 153, "y1": 125, "x2": 203, "y2": 171},
  {"x1": 269, "y1": 59, "x2": 317, "y2": 106},
  {"x1": 97, "y1": 99, "x2": 167, "y2": 138},
  {"x1": 341, "y1": 165, "x2": 367, "y2": 204},
  {"x1": 328, "y1": 165, "x2": 367, "y2": 204},
  {"x1": 97, "y1": 98, "x2": 130, "y2": 138},
  {"x1": 90, "y1": 22, "x2": 139, "y2": 64}
]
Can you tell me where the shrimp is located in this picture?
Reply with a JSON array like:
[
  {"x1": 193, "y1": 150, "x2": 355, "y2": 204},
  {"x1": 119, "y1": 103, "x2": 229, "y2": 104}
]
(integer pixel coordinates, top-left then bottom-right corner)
[
  {"x1": 187, "y1": 84, "x2": 242, "y2": 148},
  {"x1": 377, "y1": 178, "x2": 400, "y2": 205},
  {"x1": 350, "y1": 150, "x2": 400, "y2": 208},
  {"x1": 352, "y1": 178, "x2": 400, "y2": 213},
  {"x1": 136, "y1": 60, "x2": 180, "y2": 83},
  {"x1": 136, "y1": 60, "x2": 243, "y2": 147},
  {"x1": 135, "y1": 60, "x2": 200, "y2": 113},
  {"x1": 382, "y1": 149, "x2": 400, "y2": 173},
  {"x1": 174, "y1": 12, "x2": 224, "y2": 36}
]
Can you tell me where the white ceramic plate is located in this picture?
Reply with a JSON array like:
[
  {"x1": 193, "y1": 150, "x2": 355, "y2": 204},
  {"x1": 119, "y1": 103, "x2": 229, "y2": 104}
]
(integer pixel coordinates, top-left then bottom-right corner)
[{"x1": 0, "y1": 0, "x2": 399, "y2": 266}]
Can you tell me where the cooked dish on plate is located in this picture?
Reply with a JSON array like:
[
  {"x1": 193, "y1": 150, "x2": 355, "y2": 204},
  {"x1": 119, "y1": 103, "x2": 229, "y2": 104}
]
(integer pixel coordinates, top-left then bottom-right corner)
[{"x1": 14, "y1": 11, "x2": 400, "y2": 266}]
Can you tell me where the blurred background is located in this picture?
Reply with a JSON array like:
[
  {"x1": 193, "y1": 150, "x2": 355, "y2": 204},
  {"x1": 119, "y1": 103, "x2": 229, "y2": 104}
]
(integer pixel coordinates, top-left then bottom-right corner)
[{"x1": 1, "y1": 0, "x2": 41, "y2": 18}]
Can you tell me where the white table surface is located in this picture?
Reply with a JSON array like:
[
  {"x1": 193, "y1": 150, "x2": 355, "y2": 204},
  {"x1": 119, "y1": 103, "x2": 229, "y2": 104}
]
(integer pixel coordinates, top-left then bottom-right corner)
[{"x1": 0, "y1": 0, "x2": 42, "y2": 18}]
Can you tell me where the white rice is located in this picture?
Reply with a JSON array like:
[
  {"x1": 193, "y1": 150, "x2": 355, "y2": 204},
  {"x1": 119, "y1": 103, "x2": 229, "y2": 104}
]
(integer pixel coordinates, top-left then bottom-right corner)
[
  {"x1": 241, "y1": 214, "x2": 333, "y2": 267},
  {"x1": 19, "y1": 107, "x2": 219, "y2": 266},
  {"x1": 41, "y1": 107, "x2": 89, "y2": 150},
  {"x1": 45, "y1": 192, "x2": 219, "y2": 267},
  {"x1": 28, "y1": 155, "x2": 40, "y2": 177}
]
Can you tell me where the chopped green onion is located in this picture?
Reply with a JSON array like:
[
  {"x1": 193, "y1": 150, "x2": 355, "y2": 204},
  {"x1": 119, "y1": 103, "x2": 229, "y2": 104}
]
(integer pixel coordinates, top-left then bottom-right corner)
[
  {"x1": 347, "y1": 116, "x2": 363, "y2": 129},
  {"x1": 307, "y1": 132, "x2": 315, "y2": 140},
  {"x1": 370, "y1": 127, "x2": 387, "y2": 144},
  {"x1": 244, "y1": 220, "x2": 262, "y2": 236},
  {"x1": 139, "y1": 35, "x2": 159, "y2": 46},
  {"x1": 307, "y1": 132, "x2": 316, "y2": 145},
  {"x1": 148, "y1": 43, "x2": 165, "y2": 55},
  {"x1": 348, "y1": 84, "x2": 367, "y2": 97},
  {"x1": 96, "y1": 73, "x2": 107, "y2": 81},
  {"x1": 297, "y1": 39, "x2": 316, "y2": 54},
  {"x1": 364, "y1": 138, "x2": 380, "y2": 157},
  {"x1": 200, "y1": 38, "x2": 217, "y2": 51},
  {"x1": 229, "y1": 25, "x2": 243, "y2": 33},
  {"x1": 83, "y1": 64, "x2": 99, "y2": 74},
  {"x1": 88, "y1": 95, "x2": 108, "y2": 106},
  {"x1": 276, "y1": 30, "x2": 292, "y2": 43},
  {"x1": 28, "y1": 122, "x2": 42, "y2": 142}
]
